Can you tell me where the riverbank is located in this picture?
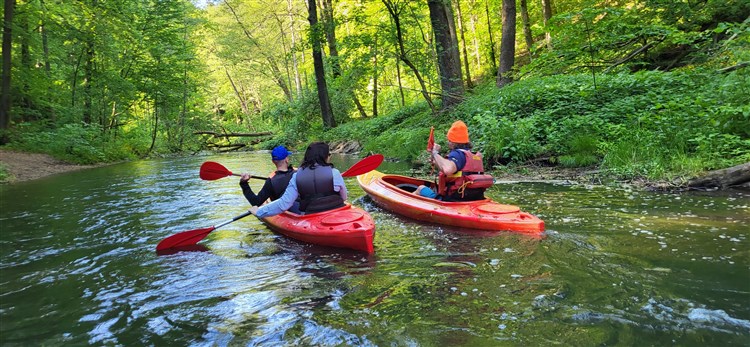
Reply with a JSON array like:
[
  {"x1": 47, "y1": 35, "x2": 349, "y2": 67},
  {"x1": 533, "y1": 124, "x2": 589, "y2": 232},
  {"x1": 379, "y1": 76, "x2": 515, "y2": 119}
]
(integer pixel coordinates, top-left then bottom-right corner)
[{"x1": 0, "y1": 149, "x2": 103, "y2": 183}]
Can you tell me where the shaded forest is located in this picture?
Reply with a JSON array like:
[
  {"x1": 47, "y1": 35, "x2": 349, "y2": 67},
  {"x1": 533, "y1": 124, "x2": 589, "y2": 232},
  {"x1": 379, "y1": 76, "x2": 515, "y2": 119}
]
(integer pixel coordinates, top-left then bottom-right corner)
[{"x1": 1, "y1": 0, "x2": 748, "y2": 182}]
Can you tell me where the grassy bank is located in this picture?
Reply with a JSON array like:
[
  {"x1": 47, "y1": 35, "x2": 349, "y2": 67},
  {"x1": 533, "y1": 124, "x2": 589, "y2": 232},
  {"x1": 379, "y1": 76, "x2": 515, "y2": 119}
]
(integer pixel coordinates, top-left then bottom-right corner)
[{"x1": 322, "y1": 69, "x2": 749, "y2": 182}]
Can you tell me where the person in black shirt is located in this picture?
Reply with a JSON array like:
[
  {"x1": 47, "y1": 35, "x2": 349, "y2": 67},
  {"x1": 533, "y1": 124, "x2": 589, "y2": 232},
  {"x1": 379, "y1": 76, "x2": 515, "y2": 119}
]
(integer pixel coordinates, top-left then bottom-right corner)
[{"x1": 240, "y1": 145, "x2": 302, "y2": 214}]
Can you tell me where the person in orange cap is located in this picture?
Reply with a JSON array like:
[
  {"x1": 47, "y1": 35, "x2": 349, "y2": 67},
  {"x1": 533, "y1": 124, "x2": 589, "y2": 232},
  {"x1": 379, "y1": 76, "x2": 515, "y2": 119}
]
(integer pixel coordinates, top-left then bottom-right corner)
[{"x1": 415, "y1": 120, "x2": 493, "y2": 201}]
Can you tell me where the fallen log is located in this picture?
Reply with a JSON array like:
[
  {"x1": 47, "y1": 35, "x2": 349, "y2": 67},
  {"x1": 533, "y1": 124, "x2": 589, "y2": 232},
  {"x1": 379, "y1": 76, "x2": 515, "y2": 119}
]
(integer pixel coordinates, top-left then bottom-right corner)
[
  {"x1": 194, "y1": 131, "x2": 273, "y2": 137},
  {"x1": 687, "y1": 162, "x2": 750, "y2": 189}
]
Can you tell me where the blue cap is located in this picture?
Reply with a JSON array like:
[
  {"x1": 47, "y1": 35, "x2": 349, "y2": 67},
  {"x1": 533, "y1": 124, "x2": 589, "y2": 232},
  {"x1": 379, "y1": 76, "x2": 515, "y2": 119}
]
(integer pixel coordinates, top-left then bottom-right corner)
[{"x1": 271, "y1": 145, "x2": 291, "y2": 160}]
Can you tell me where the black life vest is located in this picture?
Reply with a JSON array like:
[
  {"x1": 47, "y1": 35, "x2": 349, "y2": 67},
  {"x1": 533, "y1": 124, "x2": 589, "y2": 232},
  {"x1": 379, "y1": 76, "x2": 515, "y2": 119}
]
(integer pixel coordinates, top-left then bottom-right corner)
[
  {"x1": 268, "y1": 169, "x2": 295, "y2": 201},
  {"x1": 295, "y1": 165, "x2": 345, "y2": 213}
]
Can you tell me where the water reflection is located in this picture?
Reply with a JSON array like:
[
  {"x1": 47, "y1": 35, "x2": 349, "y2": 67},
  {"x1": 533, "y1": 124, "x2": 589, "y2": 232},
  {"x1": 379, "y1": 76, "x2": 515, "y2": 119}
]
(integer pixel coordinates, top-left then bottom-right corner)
[{"x1": 0, "y1": 153, "x2": 748, "y2": 346}]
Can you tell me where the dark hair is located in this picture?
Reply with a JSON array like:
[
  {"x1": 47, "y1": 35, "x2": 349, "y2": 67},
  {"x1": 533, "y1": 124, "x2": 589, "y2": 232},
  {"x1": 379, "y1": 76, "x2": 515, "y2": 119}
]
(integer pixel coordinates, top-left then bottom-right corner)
[
  {"x1": 454, "y1": 142, "x2": 473, "y2": 150},
  {"x1": 300, "y1": 142, "x2": 333, "y2": 169}
]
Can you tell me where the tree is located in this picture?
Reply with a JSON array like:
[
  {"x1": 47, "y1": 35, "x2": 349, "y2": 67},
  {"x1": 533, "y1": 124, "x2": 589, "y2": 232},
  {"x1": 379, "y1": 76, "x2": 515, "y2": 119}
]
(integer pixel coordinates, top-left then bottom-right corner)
[
  {"x1": 308, "y1": 0, "x2": 335, "y2": 128},
  {"x1": 541, "y1": 0, "x2": 553, "y2": 49},
  {"x1": 1, "y1": 0, "x2": 14, "y2": 141},
  {"x1": 428, "y1": 0, "x2": 464, "y2": 109},
  {"x1": 484, "y1": 0, "x2": 497, "y2": 75},
  {"x1": 454, "y1": 0, "x2": 473, "y2": 88},
  {"x1": 383, "y1": 0, "x2": 435, "y2": 113},
  {"x1": 496, "y1": 0, "x2": 516, "y2": 87},
  {"x1": 519, "y1": 0, "x2": 533, "y2": 60}
]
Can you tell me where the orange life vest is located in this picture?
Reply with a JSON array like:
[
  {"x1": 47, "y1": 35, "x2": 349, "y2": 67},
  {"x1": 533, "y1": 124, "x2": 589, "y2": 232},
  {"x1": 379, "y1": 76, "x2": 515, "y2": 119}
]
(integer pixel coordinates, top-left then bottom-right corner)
[{"x1": 438, "y1": 149, "x2": 494, "y2": 198}]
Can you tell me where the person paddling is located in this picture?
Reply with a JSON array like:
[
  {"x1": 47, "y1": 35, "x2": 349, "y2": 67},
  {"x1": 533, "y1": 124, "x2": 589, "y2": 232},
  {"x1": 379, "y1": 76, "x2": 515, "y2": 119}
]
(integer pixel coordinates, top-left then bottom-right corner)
[
  {"x1": 415, "y1": 120, "x2": 494, "y2": 201},
  {"x1": 239, "y1": 145, "x2": 302, "y2": 214},
  {"x1": 249, "y1": 142, "x2": 347, "y2": 217}
]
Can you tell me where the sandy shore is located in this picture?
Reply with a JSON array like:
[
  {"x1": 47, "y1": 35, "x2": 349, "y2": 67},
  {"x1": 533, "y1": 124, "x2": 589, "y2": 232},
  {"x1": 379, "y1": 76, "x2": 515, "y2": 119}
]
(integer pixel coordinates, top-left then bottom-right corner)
[{"x1": 0, "y1": 149, "x2": 102, "y2": 183}]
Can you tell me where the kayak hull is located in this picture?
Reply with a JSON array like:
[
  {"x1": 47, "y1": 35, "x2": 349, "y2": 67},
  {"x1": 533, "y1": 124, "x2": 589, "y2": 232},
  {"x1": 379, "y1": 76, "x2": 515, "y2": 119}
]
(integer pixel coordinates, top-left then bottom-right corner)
[
  {"x1": 357, "y1": 170, "x2": 544, "y2": 234},
  {"x1": 261, "y1": 204, "x2": 375, "y2": 253}
]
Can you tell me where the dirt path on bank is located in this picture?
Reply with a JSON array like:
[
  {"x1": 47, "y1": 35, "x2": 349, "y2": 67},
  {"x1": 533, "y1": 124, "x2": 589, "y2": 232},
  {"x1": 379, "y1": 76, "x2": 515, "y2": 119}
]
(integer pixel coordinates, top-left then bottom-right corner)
[{"x1": 0, "y1": 149, "x2": 101, "y2": 183}]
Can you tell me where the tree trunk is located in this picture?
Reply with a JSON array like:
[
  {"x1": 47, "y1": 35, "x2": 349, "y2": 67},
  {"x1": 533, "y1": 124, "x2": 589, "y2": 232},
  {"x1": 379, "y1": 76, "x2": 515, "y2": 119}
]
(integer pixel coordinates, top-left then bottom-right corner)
[
  {"x1": 383, "y1": 0, "x2": 435, "y2": 113},
  {"x1": 1, "y1": 0, "x2": 15, "y2": 139},
  {"x1": 468, "y1": 3, "x2": 481, "y2": 71},
  {"x1": 485, "y1": 0, "x2": 497, "y2": 75},
  {"x1": 20, "y1": 6, "x2": 32, "y2": 115},
  {"x1": 372, "y1": 33, "x2": 379, "y2": 116},
  {"x1": 224, "y1": 66, "x2": 249, "y2": 115},
  {"x1": 520, "y1": 0, "x2": 533, "y2": 60},
  {"x1": 288, "y1": 0, "x2": 302, "y2": 97},
  {"x1": 353, "y1": 94, "x2": 367, "y2": 118},
  {"x1": 40, "y1": 0, "x2": 51, "y2": 74},
  {"x1": 496, "y1": 0, "x2": 516, "y2": 87},
  {"x1": 40, "y1": 0, "x2": 54, "y2": 123},
  {"x1": 541, "y1": 0, "x2": 553, "y2": 49},
  {"x1": 148, "y1": 98, "x2": 158, "y2": 155},
  {"x1": 308, "y1": 0, "x2": 335, "y2": 128},
  {"x1": 429, "y1": 0, "x2": 465, "y2": 109},
  {"x1": 321, "y1": 0, "x2": 341, "y2": 78},
  {"x1": 454, "y1": 0, "x2": 473, "y2": 88},
  {"x1": 224, "y1": 0, "x2": 292, "y2": 102},
  {"x1": 687, "y1": 162, "x2": 750, "y2": 190},
  {"x1": 83, "y1": 39, "x2": 94, "y2": 124},
  {"x1": 274, "y1": 12, "x2": 294, "y2": 101},
  {"x1": 396, "y1": 56, "x2": 404, "y2": 106}
]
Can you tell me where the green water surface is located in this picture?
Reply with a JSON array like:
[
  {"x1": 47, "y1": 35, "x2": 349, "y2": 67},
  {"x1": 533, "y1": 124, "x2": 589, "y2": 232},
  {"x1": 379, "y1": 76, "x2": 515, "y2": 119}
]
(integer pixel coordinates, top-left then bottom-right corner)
[{"x1": 1, "y1": 153, "x2": 748, "y2": 346}]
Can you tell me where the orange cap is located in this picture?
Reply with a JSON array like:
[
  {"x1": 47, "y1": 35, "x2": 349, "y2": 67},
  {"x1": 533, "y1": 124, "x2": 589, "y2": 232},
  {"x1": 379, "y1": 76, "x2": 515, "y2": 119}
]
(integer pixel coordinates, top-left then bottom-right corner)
[{"x1": 446, "y1": 120, "x2": 469, "y2": 143}]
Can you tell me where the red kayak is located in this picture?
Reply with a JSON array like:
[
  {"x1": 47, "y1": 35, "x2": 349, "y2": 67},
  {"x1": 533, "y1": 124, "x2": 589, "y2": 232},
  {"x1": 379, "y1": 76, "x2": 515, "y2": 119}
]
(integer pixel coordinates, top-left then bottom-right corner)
[
  {"x1": 260, "y1": 204, "x2": 375, "y2": 253},
  {"x1": 357, "y1": 170, "x2": 544, "y2": 234}
]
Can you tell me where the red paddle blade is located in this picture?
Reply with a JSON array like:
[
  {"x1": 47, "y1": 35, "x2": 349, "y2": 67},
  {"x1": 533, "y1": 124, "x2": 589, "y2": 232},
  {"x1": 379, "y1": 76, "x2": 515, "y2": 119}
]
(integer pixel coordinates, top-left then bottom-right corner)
[
  {"x1": 156, "y1": 226, "x2": 217, "y2": 251},
  {"x1": 341, "y1": 154, "x2": 384, "y2": 177},
  {"x1": 200, "y1": 161, "x2": 233, "y2": 181},
  {"x1": 427, "y1": 127, "x2": 435, "y2": 151}
]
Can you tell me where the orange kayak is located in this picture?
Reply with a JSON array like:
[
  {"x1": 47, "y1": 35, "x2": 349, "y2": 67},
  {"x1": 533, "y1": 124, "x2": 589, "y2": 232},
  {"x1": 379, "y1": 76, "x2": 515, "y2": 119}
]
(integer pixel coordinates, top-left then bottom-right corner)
[
  {"x1": 261, "y1": 204, "x2": 375, "y2": 253},
  {"x1": 357, "y1": 170, "x2": 544, "y2": 234}
]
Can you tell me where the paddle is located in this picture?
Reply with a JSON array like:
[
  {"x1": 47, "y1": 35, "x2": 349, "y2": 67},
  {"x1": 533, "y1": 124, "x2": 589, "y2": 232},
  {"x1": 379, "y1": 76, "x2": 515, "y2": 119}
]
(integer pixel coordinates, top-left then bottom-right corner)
[
  {"x1": 157, "y1": 154, "x2": 384, "y2": 251},
  {"x1": 200, "y1": 154, "x2": 384, "y2": 181},
  {"x1": 426, "y1": 127, "x2": 435, "y2": 151},
  {"x1": 340, "y1": 154, "x2": 384, "y2": 177},
  {"x1": 200, "y1": 161, "x2": 267, "y2": 181},
  {"x1": 155, "y1": 211, "x2": 252, "y2": 251}
]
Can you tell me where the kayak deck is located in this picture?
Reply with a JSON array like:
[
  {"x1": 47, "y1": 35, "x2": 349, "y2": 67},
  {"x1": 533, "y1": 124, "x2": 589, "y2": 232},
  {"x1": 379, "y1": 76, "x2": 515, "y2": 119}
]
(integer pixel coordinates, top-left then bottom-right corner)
[
  {"x1": 357, "y1": 170, "x2": 544, "y2": 234},
  {"x1": 261, "y1": 204, "x2": 375, "y2": 253}
]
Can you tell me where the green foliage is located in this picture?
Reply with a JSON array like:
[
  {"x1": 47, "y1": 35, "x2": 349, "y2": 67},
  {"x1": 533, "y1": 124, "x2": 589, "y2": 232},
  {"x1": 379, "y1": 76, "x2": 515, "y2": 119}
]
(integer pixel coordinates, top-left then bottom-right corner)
[
  {"x1": 471, "y1": 114, "x2": 542, "y2": 162},
  {"x1": 558, "y1": 135, "x2": 600, "y2": 168},
  {"x1": 4, "y1": 0, "x2": 748, "y2": 186},
  {"x1": 0, "y1": 163, "x2": 11, "y2": 183},
  {"x1": 7, "y1": 123, "x2": 138, "y2": 164}
]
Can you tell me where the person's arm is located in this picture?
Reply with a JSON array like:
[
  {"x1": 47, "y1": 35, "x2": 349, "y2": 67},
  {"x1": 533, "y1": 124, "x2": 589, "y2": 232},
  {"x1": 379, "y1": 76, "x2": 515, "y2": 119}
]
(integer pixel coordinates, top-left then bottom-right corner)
[
  {"x1": 251, "y1": 173, "x2": 299, "y2": 218},
  {"x1": 240, "y1": 177, "x2": 273, "y2": 206},
  {"x1": 430, "y1": 143, "x2": 458, "y2": 175},
  {"x1": 331, "y1": 168, "x2": 348, "y2": 201}
]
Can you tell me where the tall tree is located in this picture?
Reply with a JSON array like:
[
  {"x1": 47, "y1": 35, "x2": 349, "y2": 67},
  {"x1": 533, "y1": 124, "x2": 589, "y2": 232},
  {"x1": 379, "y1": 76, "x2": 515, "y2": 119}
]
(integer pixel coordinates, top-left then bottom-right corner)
[
  {"x1": 541, "y1": 0, "x2": 553, "y2": 49},
  {"x1": 383, "y1": 0, "x2": 435, "y2": 113},
  {"x1": 496, "y1": 0, "x2": 516, "y2": 87},
  {"x1": 428, "y1": 0, "x2": 464, "y2": 109},
  {"x1": 468, "y1": 0, "x2": 481, "y2": 71},
  {"x1": 320, "y1": 0, "x2": 341, "y2": 77},
  {"x1": 519, "y1": 0, "x2": 533, "y2": 60},
  {"x1": 307, "y1": 0, "x2": 335, "y2": 128},
  {"x1": 224, "y1": 0, "x2": 292, "y2": 102},
  {"x1": 1, "y1": 0, "x2": 14, "y2": 140},
  {"x1": 484, "y1": 0, "x2": 497, "y2": 74},
  {"x1": 454, "y1": 0, "x2": 473, "y2": 88},
  {"x1": 288, "y1": 0, "x2": 302, "y2": 97}
]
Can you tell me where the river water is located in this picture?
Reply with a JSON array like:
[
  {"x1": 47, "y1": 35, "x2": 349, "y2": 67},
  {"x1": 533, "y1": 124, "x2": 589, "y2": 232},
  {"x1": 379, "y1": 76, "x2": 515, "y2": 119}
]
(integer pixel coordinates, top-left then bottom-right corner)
[{"x1": 1, "y1": 152, "x2": 748, "y2": 346}]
